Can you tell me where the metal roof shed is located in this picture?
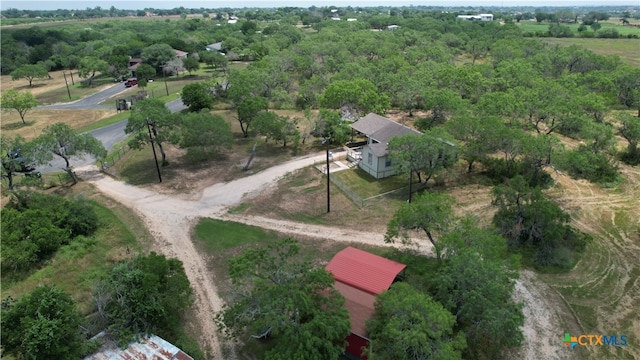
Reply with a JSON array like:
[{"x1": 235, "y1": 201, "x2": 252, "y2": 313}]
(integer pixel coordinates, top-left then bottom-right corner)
[
  {"x1": 326, "y1": 246, "x2": 406, "y2": 295},
  {"x1": 326, "y1": 247, "x2": 406, "y2": 360}
]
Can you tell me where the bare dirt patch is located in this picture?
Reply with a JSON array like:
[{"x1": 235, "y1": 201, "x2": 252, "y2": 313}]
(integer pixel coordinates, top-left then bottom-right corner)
[
  {"x1": 1, "y1": 70, "x2": 77, "y2": 95},
  {"x1": 542, "y1": 165, "x2": 640, "y2": 359},
  {"x1": 1, "y1": 109, "x2": 116, "y2": 139}
]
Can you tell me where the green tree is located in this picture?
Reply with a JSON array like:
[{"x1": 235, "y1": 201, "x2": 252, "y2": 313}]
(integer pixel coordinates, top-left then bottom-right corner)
[
  {"x1": 35, "y1": 123, "x2": 107, "y2": 184},
  {"x1": 141, "y1": 43, "x2": 176, "y2": 73},
  {"x1": 1, "y1": 89, "x2": 38, "y2": 125},
  {"x1": 125, "y1": 98, "x2": 176, "y2": 164},
  {"x1": 311, "y1": 108, "x2": 351, "y2": 144},
  {"x1": 432, "y1": 217, "x2": 524, "y2": 358},
  {"x1": 10, "y1": 64, "x2": 49, "y2": 87},
  {"x1": 1, "y1": 191, "x2": 99, "y2": 272},
  {"x1": 446, "y1": 115, "x2": 503, "y2": 173},
  {"x1": 181, "y1": 82, "x2": 213, "y2": 112},
  {"x1": 1, "y1": 285, "x2": 87, "y2": 360},
  {"x1": 97, "y1": 252, "x2": 193, "y2": 346},
  {"x1": 320, "y1": 79, "x2": 390, "y2": 118},
  {"x1": 1, "y1": 136, "x2": 36, "y2": 190},
  {"x1": 105, "y1": 54, "x2": 129, "y2": 81},
  {"x1": 200, "y1": 51, "x2": 228, "y2": 73},
  {"x1": 253, "y1": 111, "x2": 300, "y2": 148},
  {"x1": 77, "y1": 56, "x2": 108, "y2": 87},
  {"x1": 385, "y1": 191, "x2": 455, "y2": 262},
  {"x1": 178, "y1": 112, "x2": 233, "y2": 161},
  {"x1": 182, "y1": 56, "x2": 199, "y2": 75},
  {"x1": 619, "y1": 113, "x2": 640, "y2": 164},
  {"x1": 366, "y1": 282, "x2": 466, "y2": 360},
  {"x1": 215, "y1": 239, "x2": 350, "y2": 360},
  {"x1": 387, "y1": 129, "x2": 458, "y2": 186},
  {"x1": 492, "y1": 176, "x2": 587, "y2": 268},
  {"x1": 134, "y1": 63, "x2": 156, "y2": 88},
  {"x1": 236, "y1": 96, "x2": 268, "y2": 137},
  {"x1": 415, "y1": 88, "x2": 466, "y2": 130}
]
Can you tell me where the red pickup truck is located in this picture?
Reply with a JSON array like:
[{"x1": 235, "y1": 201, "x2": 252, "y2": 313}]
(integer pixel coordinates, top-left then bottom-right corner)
[{"x1": 124, "y1": 78, "x2": 138, "y2": 87}]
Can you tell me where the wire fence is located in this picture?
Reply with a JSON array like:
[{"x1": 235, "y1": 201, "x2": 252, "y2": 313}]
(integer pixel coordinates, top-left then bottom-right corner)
[
  {"x1": 100, "y1": 146, "x2": 128, "y2": 173},
  {"x1": 328, "y1": 173, "x2": 365, "y2": 208}
]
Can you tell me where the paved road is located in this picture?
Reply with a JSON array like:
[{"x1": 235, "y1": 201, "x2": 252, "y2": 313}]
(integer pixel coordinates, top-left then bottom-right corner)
[
  {"x1": 38, "y1": 82, "x2": 130, "y2": 110},
  {"x1": 38, "y1": 96, "x2": 186, "y2": 174}
]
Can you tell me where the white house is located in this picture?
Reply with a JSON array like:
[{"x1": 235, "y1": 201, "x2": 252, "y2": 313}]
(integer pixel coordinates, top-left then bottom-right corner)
[
  {"x1": 349, "y1": 113, "x2": 422, "y2": 179},
  {"x1": 457, "y1": 13, "x2": 493, "y2": 21}
]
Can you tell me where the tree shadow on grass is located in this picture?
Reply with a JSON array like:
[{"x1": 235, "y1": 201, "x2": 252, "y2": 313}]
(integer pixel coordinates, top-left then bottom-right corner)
[{"x1": 0, "y1": 120, "x2": 32, "y2": 131}]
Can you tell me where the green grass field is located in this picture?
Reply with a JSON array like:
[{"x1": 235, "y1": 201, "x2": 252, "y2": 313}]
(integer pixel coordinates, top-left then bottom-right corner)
[
  {"x1": 516, "y1": 20, "x2": 640, "y2": 37},
  {"x1": 543, "y1": 38, "x2": 640, "y2": 68},
  {"x1": 332, "y1": 168, "x2": 407, "y2": 199},
  {"x1": 194, "y1": 218, "x2": 279, "y2": 252}
]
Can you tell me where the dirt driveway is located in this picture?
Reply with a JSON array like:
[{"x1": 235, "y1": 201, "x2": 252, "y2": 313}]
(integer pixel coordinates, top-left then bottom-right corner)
[
  {"x1": 78, "y1": 148, "x2": 585, "y2": 360},
  {"x1": 81, "y1": 152, "x2": 416, "y2": 358}
]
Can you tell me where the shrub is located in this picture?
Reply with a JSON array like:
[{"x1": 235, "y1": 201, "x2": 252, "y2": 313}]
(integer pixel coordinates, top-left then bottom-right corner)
[
  {"x1": 596, "y1": 28, "x2": 620, "y2": 38},
  {"x1": 556, "y1": 149, "x2": 618, "y2": 184},
  {"x1": 1, "y1": 285, "x2": 88, "y2": 359},
  {"x1": 0, "y1": 191, "x2": 100, "y2": 273}
]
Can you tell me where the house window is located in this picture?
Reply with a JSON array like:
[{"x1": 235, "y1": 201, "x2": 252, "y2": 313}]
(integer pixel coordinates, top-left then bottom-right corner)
[
  {"x1": 385, "y1": 158, "x2": 392, "y2": 167},
  {"x1": 368, "y1": 153, "x2": 373, "y2": 165}
]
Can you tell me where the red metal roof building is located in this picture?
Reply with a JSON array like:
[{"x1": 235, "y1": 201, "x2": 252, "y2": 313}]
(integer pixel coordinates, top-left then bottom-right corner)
[{"x1": 326, "y1": 247, "x2": 406, "y2": 360}]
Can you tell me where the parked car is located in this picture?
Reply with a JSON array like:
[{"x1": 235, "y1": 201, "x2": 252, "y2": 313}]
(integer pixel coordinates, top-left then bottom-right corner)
[
  {"x1": 124, "y1": 78, "x2": 138, "y2": 87},
  {"x1": 6, "y1": 149, "x2": 40, "y2": 177}
]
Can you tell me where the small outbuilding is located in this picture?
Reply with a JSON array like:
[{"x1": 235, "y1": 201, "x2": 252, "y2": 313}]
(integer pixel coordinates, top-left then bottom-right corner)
[
  {"x1": 326, "y1": 247, "x2": 406, "y2": 360},
  {"x1": 85, "y1": 335, "x2": 193, "y2": 360}
]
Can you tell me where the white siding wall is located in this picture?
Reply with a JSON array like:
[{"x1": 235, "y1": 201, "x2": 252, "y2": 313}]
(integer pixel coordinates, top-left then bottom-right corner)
[{"x1": 358, "y1": 146, "x2": 397, "y2": 179}]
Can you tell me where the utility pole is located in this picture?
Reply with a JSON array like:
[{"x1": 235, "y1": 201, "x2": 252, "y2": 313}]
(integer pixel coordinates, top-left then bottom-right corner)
[
  {"x1": 325, "y1": 138, "x2": 331, "y2": 213},
  {"x1": 163, "y1": 67, "x2": 169, "y2": 96},
  {"x1": 62, "y1": 72, "x2": 71, "y2": 99},
  {"x1": 147, "y1": 120, "x2": 162, "y2": 183}
]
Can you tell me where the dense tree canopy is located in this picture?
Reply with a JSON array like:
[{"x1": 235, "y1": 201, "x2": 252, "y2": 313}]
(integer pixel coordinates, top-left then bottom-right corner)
[
  {"x1": 178, "y1": 112, "x2": 233, "y2": 161},
  {"x1": 141, "y1": 43, "x2": 176, "y2": 73},
  {"x1": 492, "y1": 176, "x2": 588, "y2": 269},
  {"x1": 432, "y1": 217, "x2": 524, "y2": 359},
  {"x1": 96, "y1": 252, "x2": 193, "y2": 346},
  {"x1": 1, "y1": 285, "x2": 87, "y2": 360},
  {"x1": 366, "y1": 282, "x2": 466, "y2": 360},
  {"x1": 1, "y1": 191, "x2": 99, "y2": 272},
  {"x1": 215, "y1": 238, "x2": 350, "y2": 360},
  {"x1": 320, "y1": 79, "x2": 390, "y2": 118}
]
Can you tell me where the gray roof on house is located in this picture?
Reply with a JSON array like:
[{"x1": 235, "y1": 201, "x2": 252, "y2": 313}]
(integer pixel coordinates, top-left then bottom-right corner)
[
  {"x1": 369, "y1": 142, "x2": 389, "y2": 157},
  {"x1": 350, "y1": 113, "x2": 392, "y2": 136},
  {"x1": 369, "y1": 122, "x2": 421, "y2": 144},
  {"x1": 206, "y1": 42, "x2": 223, "y2": 51},
  {"x1": 352, "y1": 113, "x2": 422, "y2": 157}
]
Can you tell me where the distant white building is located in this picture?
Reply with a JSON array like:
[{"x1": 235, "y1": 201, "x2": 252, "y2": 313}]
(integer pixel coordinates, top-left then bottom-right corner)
[{"x1": 457, "y1": 13, "x2": 493, "y2": 21}]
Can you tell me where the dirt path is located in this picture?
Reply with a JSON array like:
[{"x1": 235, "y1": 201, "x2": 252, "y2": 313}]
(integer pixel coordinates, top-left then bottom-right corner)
[
  {"x1": 79, "y1": 152, "x2": 583, "y2": 359},
  {"x1": 80, "y1": 152, "x2": 377, "y2": 358}
]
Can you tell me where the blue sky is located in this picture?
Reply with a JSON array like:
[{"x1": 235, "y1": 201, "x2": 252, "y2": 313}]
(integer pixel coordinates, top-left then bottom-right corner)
[{"x1": 1, "y1": 0, "x2": 637, "y2": 10}]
